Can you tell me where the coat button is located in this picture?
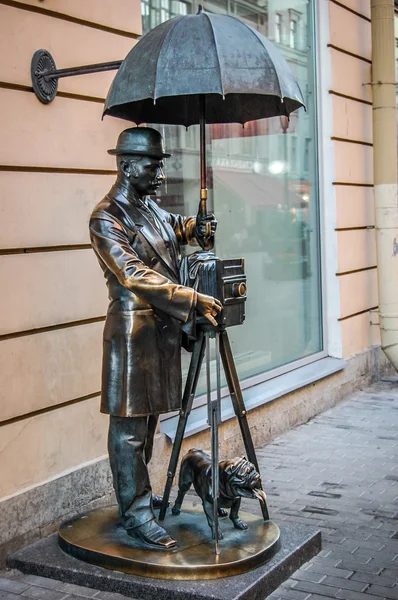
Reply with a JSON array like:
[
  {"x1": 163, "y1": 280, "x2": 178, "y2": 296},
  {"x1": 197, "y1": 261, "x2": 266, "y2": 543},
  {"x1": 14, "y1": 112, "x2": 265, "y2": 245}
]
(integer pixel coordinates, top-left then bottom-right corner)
[{"x1": 150, "y1": 257, "x2": 158, "y2": 267}]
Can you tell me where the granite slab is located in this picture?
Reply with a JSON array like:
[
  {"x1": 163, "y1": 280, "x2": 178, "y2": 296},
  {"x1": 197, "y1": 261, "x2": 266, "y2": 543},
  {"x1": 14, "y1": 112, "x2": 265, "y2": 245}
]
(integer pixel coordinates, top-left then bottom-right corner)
[{"x1": 8, "y1": 524, "x2": 321, "y2": 600}]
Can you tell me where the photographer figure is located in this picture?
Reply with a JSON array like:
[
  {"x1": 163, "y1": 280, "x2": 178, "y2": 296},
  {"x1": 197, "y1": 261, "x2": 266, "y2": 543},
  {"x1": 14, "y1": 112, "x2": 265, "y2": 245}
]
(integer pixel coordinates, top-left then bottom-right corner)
[{"x1": 89, "y1": 127, "x2": 221, "y2": 549}]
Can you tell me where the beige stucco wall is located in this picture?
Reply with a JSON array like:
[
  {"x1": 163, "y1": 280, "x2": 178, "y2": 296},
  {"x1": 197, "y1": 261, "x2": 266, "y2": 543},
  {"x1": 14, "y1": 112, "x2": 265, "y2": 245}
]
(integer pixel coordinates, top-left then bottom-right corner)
[
  {"x1": 0, "y1": 0, "x2": 141, "y2": 498},
  {"x1": 328, "y1": 0, "x2": 380, "y2": 358}
]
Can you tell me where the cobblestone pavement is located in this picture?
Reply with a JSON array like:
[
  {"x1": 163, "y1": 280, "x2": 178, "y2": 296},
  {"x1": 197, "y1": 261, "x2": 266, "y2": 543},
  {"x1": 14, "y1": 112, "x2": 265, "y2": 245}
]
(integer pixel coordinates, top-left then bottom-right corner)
[{"x1": 1, "y1": 380, "x2": 397, "y2": 600}]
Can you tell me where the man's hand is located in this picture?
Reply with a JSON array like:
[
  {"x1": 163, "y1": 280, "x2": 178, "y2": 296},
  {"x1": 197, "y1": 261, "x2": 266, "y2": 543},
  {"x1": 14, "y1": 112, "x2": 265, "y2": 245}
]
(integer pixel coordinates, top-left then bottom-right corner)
[
  {"x1": 196, "y1": 293, "x2": 223, "y2": 327},
  {"x1": 196, "y1": 213, "x2": 217, "y2": 241}
]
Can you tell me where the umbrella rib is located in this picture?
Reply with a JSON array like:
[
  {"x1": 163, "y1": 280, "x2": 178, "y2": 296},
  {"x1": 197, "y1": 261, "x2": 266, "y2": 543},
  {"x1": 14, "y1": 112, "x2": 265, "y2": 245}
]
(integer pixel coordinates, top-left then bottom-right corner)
[
  {"x1": 204, "y1": 13, "x2": 225, "y2": 97},
  {"x1": 153, "y1": 16, "x2": 183, "y2": 101},
  {"x1": 227, "y1": 14, "x2": 283, "y2": 100}
]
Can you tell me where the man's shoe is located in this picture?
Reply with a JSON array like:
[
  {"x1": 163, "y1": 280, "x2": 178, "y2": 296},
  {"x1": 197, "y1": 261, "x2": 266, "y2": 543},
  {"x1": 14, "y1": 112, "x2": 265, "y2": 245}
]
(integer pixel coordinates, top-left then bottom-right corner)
[
  {"x1": 152, "y1": 493, "x2": 169, "y2": 509},
  {"x1": 128, "y1": 519, "x2": 177, "y2": 549}
]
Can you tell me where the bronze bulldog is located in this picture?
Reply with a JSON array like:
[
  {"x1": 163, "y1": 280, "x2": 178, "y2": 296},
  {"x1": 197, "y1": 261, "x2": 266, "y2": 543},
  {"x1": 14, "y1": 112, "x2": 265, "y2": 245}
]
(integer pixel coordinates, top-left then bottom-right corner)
[{"x1": 172, "y1": 449, "x2": 267, "y2": 539}]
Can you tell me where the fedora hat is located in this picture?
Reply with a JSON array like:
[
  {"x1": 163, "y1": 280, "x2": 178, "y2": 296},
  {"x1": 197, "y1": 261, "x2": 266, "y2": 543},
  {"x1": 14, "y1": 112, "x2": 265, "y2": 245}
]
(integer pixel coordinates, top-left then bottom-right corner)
[{"x1": 108, "y1": 127, "x2": 171, "y2": 158}]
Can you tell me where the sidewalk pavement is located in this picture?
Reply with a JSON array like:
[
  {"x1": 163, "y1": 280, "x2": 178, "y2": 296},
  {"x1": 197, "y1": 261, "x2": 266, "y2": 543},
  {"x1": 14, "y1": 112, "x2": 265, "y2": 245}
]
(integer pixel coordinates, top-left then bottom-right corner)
[{"x1": 1, "y1": 379, "x2": 397, "y2": 600}]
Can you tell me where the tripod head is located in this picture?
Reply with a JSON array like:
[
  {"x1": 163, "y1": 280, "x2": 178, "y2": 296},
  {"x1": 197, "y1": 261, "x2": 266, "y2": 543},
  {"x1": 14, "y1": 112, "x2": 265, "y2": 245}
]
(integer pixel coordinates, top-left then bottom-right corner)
[{"x1": 196, "y1": 316, "x2": 226, "y2": 336}]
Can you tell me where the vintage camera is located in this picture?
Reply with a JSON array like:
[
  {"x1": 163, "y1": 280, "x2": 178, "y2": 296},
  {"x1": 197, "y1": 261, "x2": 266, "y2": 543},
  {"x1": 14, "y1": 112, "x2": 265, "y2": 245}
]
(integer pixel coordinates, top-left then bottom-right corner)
[{"x1": 181, "y1": 252, "x2": 247, "y2": 328}]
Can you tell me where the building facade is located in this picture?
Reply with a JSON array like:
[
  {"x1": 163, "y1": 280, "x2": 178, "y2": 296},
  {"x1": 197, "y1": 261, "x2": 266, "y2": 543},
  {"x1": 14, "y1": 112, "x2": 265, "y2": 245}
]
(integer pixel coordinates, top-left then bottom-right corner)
[{"x1": 0, "y1": 0, "x2": 393, "y2": 561}]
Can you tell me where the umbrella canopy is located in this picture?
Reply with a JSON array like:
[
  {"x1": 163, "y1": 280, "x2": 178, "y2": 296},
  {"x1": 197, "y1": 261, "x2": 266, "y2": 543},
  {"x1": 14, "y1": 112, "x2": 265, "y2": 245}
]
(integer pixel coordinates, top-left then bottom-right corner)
[{"x1": 103, "y1": 7, "x2": 305, "y2": 126}]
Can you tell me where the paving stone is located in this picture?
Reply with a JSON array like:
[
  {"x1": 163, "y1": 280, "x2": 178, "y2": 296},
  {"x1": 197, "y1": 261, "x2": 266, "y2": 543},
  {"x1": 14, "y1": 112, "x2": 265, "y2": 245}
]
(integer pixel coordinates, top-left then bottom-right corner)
[
  {"x1": 54, "y1": 583, "x2": 99, "y2": 598},
  {"x1": 19, "y1": 575, "x2": 61, "y2": 590},
  {"x1": 354, "y1": 553, "x2": 398, "y2": 568},
  {"x1": 350, "y1": 540, "x2": 386, "y2": 553},
  {"x1": 366, "y1": 586, "x2": 398, "y2": 599},
  {"x1": 306, "y1": 564, "x2": 354, "y2": 579},
  {"x1": 320, "y1": 577, "x2": 368, "y2": 592},
  {"x1": 21, "y1": 587, "x2": 67, "y2": 600},
  {"x1": 310, "y1": 557, "x2": 342, "y2": 568},
  {"x1": 304, "y1": 596, "x2": 339, "y2": 600},
  {"x1": 54, "y1": 597, "x2": 97, "y2": 600},
  {"x1": 290, "y1": 570, "x2": 326, "y2": 583},
  {"x1": 275, "y1": 590, "x2": 312, "y2": 600},
  {"x1": 94, "y1": 592, "x2": 137, "y2": 600},
  {"x1": 323, "y1": 535, "x2": 348, "y2": 545},
  {"x1": 326, "y1": 551, "x2": 374, "y2": 565},
  {"x1": 335, "y1": 561, "x2": 383, "y2": 576},
  {"x1": 349, "y1": 572, "x2": 397, "y2": 588},
  {"x1": 0, "y1": 579, "x2": 30, "y2": 594},
  {"x1": 0, "y1": 593, "x2": 20, "y2": 600},
  {"x1": 380, "y1": 569, "x2": 398, "y2": 579},
  {"x1": 336, "y1": 589, "x2": 387, "y2": 600},
  {"x1": 291, "y1": 580, "x2": 338, "y2": 597}
]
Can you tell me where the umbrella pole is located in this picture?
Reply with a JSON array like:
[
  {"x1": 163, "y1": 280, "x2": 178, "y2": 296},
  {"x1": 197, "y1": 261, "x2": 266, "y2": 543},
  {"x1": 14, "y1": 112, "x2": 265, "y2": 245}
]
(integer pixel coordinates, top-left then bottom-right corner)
[
  {"x1": 198, "y1": 95, "x2": 212, "y2": 241},
  {"x1": 199, "y1": 94, "x2": 207, "y2": 210}
]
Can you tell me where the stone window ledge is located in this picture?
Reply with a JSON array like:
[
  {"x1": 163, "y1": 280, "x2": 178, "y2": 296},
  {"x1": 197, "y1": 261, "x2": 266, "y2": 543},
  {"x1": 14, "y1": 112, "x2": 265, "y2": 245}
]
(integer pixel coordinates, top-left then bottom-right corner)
[{"x1": 160, "y1": 357, "x2": 346, "y2": 441}]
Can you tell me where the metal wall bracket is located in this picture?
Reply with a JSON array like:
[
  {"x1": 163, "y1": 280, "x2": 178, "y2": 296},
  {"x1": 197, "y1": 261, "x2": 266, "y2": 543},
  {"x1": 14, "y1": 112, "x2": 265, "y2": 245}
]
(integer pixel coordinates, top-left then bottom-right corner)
[
  {"x1": 31, "y1": 49, "x2": 58, "y2": 104},
  {"x1": 31, "y1": 49, "x2": 122, "y2": 104}
]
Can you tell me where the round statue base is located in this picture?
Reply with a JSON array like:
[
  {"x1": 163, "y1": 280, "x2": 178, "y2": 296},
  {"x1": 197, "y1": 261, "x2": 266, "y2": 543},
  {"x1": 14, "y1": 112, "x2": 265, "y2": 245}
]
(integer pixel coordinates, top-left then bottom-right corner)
[{"x1": 58, "y1": 503, "x2": 280, "y2": 580}]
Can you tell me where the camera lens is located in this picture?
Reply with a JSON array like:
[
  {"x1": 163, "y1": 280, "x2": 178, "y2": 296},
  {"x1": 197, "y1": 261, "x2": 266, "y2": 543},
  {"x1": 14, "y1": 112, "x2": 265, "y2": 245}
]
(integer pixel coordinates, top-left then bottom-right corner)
[{"x1": 232, "y1": 282, "x2": 247, "y2": 298}]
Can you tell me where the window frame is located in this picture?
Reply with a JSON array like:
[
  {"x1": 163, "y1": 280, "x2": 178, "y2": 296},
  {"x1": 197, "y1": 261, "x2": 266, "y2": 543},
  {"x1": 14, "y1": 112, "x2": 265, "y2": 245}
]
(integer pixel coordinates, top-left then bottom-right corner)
[{"x1": 138, "y1": 0, "x2": 327, "y2": 427}]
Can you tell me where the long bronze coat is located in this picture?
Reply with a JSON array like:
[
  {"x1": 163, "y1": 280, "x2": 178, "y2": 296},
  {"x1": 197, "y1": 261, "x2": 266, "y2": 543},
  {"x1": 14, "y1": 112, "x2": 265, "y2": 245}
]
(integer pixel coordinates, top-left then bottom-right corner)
[{"x1": 89, "y1": 184, "x2": 199, "y2": 417}]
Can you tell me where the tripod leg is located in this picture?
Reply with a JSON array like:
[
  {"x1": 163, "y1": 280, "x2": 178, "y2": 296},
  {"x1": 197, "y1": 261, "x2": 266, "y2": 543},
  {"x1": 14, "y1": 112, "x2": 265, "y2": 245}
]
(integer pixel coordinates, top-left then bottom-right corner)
[
  {"x1": 159, "y1": 331, "x2": 206, "y2": 522},
  {"x1": 210, "y1": 332, "x2": 221, "y2": 553},
  {"x1": 219, "y1": 330, "x2": 270, "y2": 521}
]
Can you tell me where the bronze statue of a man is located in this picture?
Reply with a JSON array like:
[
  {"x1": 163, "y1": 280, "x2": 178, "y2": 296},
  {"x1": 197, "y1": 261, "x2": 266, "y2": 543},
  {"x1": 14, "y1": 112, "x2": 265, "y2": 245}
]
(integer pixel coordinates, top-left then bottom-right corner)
[{"x1": 89, "y1": 127, "x2": 222, "y2": 549}]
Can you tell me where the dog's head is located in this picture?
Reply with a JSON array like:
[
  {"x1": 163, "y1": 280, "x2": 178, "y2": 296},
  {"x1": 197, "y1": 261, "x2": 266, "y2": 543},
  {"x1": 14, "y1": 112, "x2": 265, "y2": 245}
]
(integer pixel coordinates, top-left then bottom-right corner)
[{"x1": 219, "y1": 457, "x2": 267, "y2": 503}]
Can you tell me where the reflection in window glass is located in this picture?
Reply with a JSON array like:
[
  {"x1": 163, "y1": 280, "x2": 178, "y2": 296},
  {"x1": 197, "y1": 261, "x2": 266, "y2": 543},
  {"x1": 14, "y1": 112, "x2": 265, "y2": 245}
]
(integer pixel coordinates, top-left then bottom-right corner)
[
  {"x1": 275, "y1": 13, "x2": 282, "y2": 44},
  {"x1": 142, "y1": 0, "x2": 323, "y2": 392},
  {"x1": 289, "y1": 11, "x2": 300, "y2": 49},
  {"x1": 141, "y1": 0, "x2": 190, "y2": 33}
]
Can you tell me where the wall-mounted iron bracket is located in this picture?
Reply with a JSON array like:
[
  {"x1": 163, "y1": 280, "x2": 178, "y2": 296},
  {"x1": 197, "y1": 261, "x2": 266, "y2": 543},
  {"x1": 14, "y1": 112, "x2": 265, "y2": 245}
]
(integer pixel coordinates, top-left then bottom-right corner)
[{"x1": 31, "y1": 49, "x2": 122, "y2": 104}]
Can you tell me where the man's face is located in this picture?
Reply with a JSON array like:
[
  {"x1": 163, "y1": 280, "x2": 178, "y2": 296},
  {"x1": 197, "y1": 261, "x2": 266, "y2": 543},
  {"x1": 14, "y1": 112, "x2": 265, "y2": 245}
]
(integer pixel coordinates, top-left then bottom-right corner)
[{"x1": 124, "y1": 155, "x2": 165, "y2": 197}]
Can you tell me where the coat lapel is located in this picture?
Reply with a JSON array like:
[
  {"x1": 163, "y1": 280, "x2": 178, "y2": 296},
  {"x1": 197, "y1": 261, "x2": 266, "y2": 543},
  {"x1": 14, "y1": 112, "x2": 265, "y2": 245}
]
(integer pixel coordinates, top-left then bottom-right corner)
[
  {"x1": 149, "y1": 200, "x2": 181, "y2": 267},
  {"x1": 110, "y1": 188, "x2": 179, "y2": 280}
]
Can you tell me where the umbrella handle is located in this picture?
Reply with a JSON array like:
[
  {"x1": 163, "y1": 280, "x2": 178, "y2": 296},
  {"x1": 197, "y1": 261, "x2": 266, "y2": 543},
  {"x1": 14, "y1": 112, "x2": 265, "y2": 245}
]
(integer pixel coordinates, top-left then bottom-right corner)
[
  {"x1": 197, "y1": 95, "x2": 212, "y2": 245},
  {"x1": 198, "y1": 193, "x2": 212, "y2": 240}
]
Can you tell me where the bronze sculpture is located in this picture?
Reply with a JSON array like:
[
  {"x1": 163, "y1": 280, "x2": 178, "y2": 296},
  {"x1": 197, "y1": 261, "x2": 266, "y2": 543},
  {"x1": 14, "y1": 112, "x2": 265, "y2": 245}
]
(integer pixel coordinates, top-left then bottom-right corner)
[
  {"x1": 172, "y1": 450, "x2": 267, "y2": 539},
  {"x1": 89, "y1": 127, "x2": 222, "y2": 549},
  {"x1": 27, "y1": 6, "x2": 305, "y2": 576}
]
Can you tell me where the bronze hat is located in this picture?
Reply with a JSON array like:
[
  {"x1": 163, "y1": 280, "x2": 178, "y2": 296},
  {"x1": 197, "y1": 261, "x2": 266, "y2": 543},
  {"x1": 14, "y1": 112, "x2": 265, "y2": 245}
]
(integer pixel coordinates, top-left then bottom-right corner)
[{"x1": 108, "y1": 127, "x2": 171, "y2": 158}]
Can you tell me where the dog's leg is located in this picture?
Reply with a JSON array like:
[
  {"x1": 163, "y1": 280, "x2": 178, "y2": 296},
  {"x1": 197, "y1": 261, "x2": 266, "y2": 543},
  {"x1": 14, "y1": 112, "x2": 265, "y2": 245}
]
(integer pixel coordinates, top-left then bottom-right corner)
[
  {"x1": 230, "y1": 498, "x2": 248, "y2": 530},
  {"x1": 172, "y1": 461, "x2": 192, "y2": 516},
  {"x1": 218, "y1": 507, "x2": 228, "y2": 517},
  {"x1": 203, "y1": 498, "x2": 223, "y2": 539}
]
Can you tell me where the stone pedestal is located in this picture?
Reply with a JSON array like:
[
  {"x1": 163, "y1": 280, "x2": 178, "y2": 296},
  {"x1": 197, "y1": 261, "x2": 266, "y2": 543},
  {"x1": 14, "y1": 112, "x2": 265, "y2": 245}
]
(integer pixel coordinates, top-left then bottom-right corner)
[{"x1": 8, "y1": 507, "x2": 321, "y2": 600}]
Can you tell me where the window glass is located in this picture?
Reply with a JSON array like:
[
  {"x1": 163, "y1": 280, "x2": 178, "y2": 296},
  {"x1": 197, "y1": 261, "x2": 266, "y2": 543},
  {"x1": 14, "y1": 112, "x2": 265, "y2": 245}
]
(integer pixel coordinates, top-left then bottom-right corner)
[
  {"x1": 275, "y1": 13, "x2": 282, "y2": 44},
  {"x1": 142, "y1": 0, "x2": 323, "y2": 393}
]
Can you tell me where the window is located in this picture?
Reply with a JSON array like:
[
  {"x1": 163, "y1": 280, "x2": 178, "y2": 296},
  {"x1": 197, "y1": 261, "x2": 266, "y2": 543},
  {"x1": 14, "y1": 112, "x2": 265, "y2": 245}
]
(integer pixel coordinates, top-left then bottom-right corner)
[
  {"x1": 289, "y1": 10, "x2": 301, "y2": 49},
  {"x1": 290, "y1": 136, "x2": 298, "y2": 174},
  {"x1": 275, "y1": 13, "x2": 282, "y2": 44},
  {"x1": 141, "y1": 0, "x2": 190, "y2": 33},
  {"x1": 142, "y1": 0, "x2": 323, "y2": 399},
  {"x1": 304, "y1": 137, "x2": 311, "y2": 173}
]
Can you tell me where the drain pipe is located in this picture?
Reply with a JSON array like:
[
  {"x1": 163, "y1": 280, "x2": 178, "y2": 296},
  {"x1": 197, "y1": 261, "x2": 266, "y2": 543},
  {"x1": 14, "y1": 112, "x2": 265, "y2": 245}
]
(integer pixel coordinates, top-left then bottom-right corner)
[{"x1": 371, "y1": 0, "x2": 398, "y2": 370}]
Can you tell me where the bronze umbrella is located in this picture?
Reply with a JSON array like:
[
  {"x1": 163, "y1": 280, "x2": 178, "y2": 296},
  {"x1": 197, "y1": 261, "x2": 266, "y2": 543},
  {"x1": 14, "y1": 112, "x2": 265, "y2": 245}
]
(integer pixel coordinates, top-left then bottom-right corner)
[{"x1": 103, "y1": 5, "x2": 305, "y2": 232}]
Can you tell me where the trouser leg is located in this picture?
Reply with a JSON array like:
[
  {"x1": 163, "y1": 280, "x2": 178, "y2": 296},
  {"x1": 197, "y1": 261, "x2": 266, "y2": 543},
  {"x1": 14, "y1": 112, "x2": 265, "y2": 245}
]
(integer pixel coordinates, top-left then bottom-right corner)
[
  {"x1": 145, "y1": 414, "x2": 159, "y2": 465},
  {"x1": 108, "y1": 415, "x2": 154, "y2": 531}
]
